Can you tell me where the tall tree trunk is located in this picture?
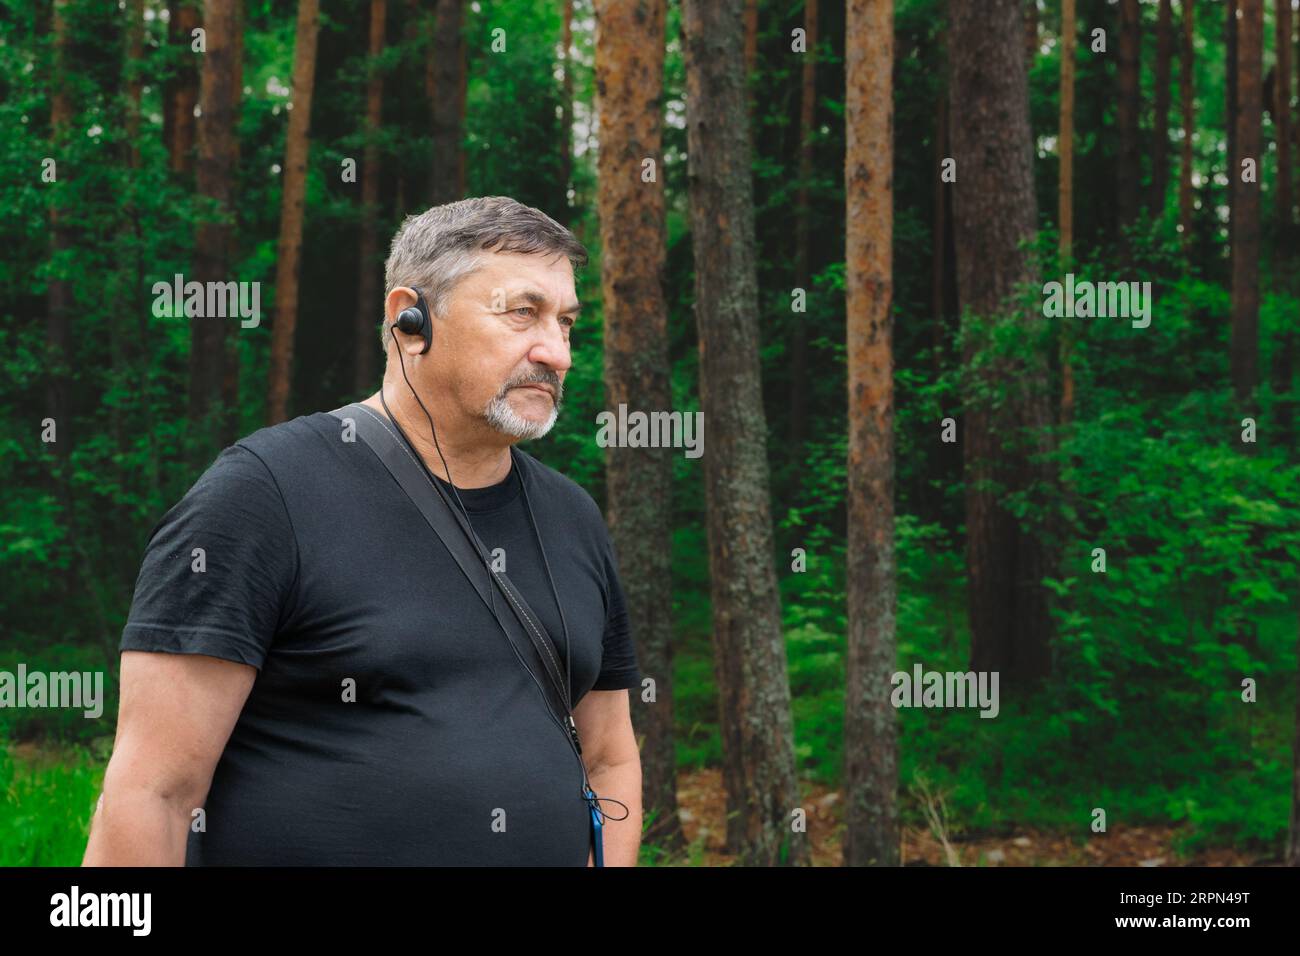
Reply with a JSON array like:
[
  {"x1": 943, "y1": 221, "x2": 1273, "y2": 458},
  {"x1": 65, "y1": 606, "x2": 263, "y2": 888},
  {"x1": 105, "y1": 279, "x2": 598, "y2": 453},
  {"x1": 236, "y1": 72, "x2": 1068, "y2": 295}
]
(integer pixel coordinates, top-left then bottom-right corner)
[
  {"x1": 931, "y1": 42, "x2": 948, "y2": 374},
  {"x1": 47, "y1": 0, "x2": 73, "y2": 455},
  {"x1": 431, "y1": 0, "x2": 464, "y2": 204},
  {"x1": 355, "y1": 0, "x2": 387, "y2": 396},
  {"x1": 789, "y1": 0, "x2": 818, "y2": 450},
  {"x1": 949, "y1": 0, "x2": 1054, "y2": 686},
  {"x1": 165, "y1": 1, "x2": 201, "y2": 177},
  {"x1": 559, "y1": 0, "x2": 574, "y2": 221},
  {"x1": 1024, "y1": 0, "x2": 1037, "y2": 64},
  {"x1": 1277, "y1": 0, "x2": 1293, "y2": 234},
  {"x1": 265, "y1": 0, "x2": 321, "y2": 425},
  {"x1": 744, "y1": 0, "x2": 759, "y2": 129},
  {"x1": 1274, "y1": 0, "x2": 1295, "y2": 447},
  {"x1": 220, "y1": 4, "x2": 245, "y2": 448},
  {"x1": 1060, "y1": 0, "x2": 1076, "y2": 425},
  {"x1": 1151, "y1": 0, "x2": 1173, "y2": 214},
  {"x1": 682, "y1": 0, "x2": 806, "y2": 867},
  {"x1": 593, "y1": 0, "x2": 681, "y2": 854},
  {"x1": 1178, "y1": 0, "x2": 1196, "y2": 251},
  {"x1": 1117, "y1": 0, "x2": 1142, "y2": 230},
  {"x1": 1227, "y1": 0, "x2": 1238, "y2": 276},
  {"x1": 844, "y1": 0, "x2": 898, "y2": 869},
  {"x1": 191, "y1": 0, "x2": 244, "y2": 457},
  {"x1": 1230, "y1": 0, "x2": 1261, "y2": 407}
]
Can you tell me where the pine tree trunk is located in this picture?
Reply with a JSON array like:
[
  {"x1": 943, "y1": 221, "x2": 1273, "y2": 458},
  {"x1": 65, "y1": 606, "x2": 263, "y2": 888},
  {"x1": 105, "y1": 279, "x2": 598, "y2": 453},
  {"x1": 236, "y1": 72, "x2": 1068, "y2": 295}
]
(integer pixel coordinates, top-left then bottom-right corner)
[
  {"x1": 220, "y1": 4, "x2": 245, "y2": 447},
  {"x1": 355, "y1": 0, "x2": 387, "y2": 395},
  {"x1": 431, "y1": 0, "x2": 464, "y2": 205},
  {"x1": 949, "y1": 0, "x2": 1054, "y2": 686},
  {"x1": 1277, "y1": 0, "x2": 1293, "y2": 233},
  {"x1": 593, "y1": 0, "x2": 681, "y2": 853},
  {"x1": 1117, "y1": 0, "x2": 1142, "y2": 230},
  {"x1": 165, "y1": 1, "x2": 201, "y2": 178},
  {"x1": 789, "y1": 0, "x2": 818, "y2": 450},
  {"x1": 682, "y1": 0, "x2": 806, "y2": 866},
  {"x1": 1025, "y1": 0, "x2": 1037, "y2": 64},
  {"x1": 47, "y1": 0, "x2": 73, "y2": 456},
  {"x1": 931, "y1": 45, "x2": 948, "y2": 373},
  {"x1": 844, "y1": 0, "x2": 898, "y2": 869},
  {"x1": 1227, "y1": 0, "x2": 1238, "y2": 276},
  {"x1": 1178, "y1": 0, "x2": 1196, "y2": 250},
  {"x1": 1274, "y1": 0, "x2": 1296, "y2": 448},
  {"x1": 1230, "y1": 0, "x2": 1262, "y2": 407},
  {"x1": 1151, "y1": 0, "x2": 1173, "y2": 213},
  {"x1": 559, "y1": 0, "x2": 573, "y2": 221},
  {"x1": 265, "y1": 0, "x2": 321, "y2": 425},
  {"x1": 191, "y1": 0, "x2": 244, "y2": 455},
  {"x1": 1060, "y1": 0, "x2": 1076, "y2": 424},
  {"x1": 744, "y1": 0, "x2": 759, "y2": 129}
]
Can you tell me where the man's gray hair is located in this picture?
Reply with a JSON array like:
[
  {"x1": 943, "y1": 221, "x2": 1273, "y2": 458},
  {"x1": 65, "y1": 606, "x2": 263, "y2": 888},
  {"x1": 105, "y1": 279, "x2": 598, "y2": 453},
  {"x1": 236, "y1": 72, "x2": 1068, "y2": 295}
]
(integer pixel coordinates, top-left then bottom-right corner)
[{"x1": 379, "y1": 196, "x2": 588, "y2": 351}]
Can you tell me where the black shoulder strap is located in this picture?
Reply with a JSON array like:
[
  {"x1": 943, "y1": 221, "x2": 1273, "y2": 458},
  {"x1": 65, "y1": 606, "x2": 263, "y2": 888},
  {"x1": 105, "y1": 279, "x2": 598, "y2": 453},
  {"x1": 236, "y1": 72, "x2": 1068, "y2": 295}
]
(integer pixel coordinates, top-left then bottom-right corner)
[{"x1": 327, "y1": 403, "x2": 577, "y2": 732}]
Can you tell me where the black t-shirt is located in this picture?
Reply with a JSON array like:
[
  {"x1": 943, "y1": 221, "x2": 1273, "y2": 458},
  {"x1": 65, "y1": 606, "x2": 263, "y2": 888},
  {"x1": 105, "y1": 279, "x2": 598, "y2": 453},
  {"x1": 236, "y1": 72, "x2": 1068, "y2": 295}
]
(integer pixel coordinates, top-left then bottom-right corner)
[{"x1": 118, "y1": 410, "x2": 640, "y2": 866}]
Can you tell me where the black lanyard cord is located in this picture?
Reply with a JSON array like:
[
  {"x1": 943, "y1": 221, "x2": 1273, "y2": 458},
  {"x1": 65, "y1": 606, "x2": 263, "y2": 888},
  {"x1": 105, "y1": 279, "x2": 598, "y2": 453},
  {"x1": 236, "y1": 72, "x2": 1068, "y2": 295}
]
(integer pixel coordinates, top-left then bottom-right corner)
[{"x1": 378, "y1": 361, "x2": 592, "y2": 798}]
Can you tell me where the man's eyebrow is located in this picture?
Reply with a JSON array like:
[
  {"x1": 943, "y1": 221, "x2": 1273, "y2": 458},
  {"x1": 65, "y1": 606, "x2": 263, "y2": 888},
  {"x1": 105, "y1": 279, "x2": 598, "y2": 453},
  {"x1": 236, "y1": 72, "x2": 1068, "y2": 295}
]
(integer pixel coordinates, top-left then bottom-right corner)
[{"x1": 511, "y1": 289, "x2": 581, "y2": 316}]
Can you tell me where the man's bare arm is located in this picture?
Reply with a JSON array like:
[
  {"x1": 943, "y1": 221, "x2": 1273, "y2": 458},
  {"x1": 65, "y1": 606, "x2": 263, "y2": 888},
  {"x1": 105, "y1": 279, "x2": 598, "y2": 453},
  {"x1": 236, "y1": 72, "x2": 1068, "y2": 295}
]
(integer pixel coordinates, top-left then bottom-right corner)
[
  {"x1": 82, "y1": 651, "x2": 257, "y2": 866},
  {"x1": 572, "y1": 688, "x2": 642, "y2": 866}
]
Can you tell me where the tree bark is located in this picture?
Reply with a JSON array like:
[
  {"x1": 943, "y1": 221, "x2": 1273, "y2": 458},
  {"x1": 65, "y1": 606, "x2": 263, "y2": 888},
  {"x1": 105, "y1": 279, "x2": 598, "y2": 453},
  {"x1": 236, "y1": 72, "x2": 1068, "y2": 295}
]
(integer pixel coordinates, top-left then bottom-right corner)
[
  {"x1": 355, "y1": 0, "x2": 387, "y2": 395},
  {"x1": 1273, "y1": 0, "x2": 1296, "y2": 448},
  {"x1": 682, "y1": 0, "x2": 806, "y2": 866},
  {"x1": 560, "y1": 0, "x2": 574, "y2": 221},
  {"x1": 1151, "y1": 0, "x2": 1173, "y2": 214},
  {"x1": 265, "y1": 0, "x2": 321, "y2": 425},
  {"x1": 165, "y1": 1, "x2": 201, "y2": 178},
  {"x1": 191, "y1": 0, "x2": 244, "y2": 456},
  {"x1": 1230, "y1": 0, "x2": 1261, "y2": 407},
  {"x1": 1227, "y1": 0, "x2": 1238, "y2": 276},
  {"x1": 949, "y1": 0, "x2": 1054, "y2": 686},
  {"x1": 844, "y1": 0, "x2": 898, "y2": 869},
  {"x1": 47, "y1": 0, "x2": 74, "y2": 452},
  {"x1": 1277, "y1": 0, "x2": 1293, "y2": 234},
  {"x1": 431, "y1": 0, "x2": 465, "y2": 205},
  {"x1": 1117, "y1": 0, "x2": 1142, "y2": 230},
  {"x1": 1060, "y1": 0, "x2": 1076, "y2": 424},
  {"x1": 789, "y1": 0, "x2": 818, "y2": 450},
  {"x1": 1178, "y1": 0, "x2": 1195, "y2": 250},
  {"x1": 1024, "y1": 0, "x2": 1037, "y2": 64},
  {"x1": 932, "y1": 40, "x2": 948, "y2": 374},
  {"x1": 593, "y1": 0, "x2": 681, "y2": 854}
]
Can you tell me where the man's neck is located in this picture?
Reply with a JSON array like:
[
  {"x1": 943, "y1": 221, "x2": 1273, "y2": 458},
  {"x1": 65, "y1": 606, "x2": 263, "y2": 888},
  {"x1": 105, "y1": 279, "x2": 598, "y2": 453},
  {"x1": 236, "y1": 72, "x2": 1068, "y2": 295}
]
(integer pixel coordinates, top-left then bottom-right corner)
[{"x1": 360, "y1": 386, "x2": 513, "y2": 489}]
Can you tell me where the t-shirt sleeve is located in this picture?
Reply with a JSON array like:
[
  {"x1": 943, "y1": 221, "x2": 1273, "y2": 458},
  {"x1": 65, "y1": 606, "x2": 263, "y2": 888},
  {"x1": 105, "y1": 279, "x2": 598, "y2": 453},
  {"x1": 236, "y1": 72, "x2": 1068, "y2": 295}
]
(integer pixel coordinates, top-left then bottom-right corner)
[
  {"x1": 118, "y1": 443, "x2": 299, "y2": 672},
  {"x1": 591, "y1": 528, "x2": 642, "y2": 692}
]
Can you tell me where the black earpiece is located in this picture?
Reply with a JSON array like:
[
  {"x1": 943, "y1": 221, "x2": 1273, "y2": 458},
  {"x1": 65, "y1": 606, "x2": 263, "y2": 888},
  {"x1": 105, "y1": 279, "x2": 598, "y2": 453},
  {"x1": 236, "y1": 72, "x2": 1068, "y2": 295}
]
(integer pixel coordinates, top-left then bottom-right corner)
[{"x1": 394, "y1": 285, "x2": 433, "y2": 354}]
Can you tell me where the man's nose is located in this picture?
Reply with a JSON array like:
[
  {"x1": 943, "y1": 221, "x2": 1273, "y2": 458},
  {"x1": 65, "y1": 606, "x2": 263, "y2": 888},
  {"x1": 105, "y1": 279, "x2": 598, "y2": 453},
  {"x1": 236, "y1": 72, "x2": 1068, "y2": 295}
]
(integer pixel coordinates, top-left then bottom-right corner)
[{"x1": 529, "y1": 320, "x2": 572, "y2": 372}]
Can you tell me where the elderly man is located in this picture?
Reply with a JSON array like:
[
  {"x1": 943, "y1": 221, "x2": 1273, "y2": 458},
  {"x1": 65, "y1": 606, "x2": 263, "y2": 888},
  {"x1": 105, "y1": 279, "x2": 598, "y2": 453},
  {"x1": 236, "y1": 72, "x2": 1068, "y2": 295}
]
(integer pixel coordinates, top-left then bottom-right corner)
[{"x1": 82, "y1": 196, "x2": 643, "y2": 866}]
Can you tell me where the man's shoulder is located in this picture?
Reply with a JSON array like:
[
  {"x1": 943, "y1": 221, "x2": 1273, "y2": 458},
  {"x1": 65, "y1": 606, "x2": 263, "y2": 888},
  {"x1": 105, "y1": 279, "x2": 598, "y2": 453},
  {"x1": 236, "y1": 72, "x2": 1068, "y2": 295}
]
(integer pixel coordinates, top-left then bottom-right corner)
[{"x1": 232, "y1": 411, "x2": 337, "y2": 469}]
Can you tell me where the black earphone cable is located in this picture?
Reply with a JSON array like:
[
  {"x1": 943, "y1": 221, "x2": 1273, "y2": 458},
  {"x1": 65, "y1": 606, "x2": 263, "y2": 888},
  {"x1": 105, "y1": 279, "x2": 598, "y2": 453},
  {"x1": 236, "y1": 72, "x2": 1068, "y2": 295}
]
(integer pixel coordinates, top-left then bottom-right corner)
[{"x1": 381, "y1": 317, "x2": 615, "y2": 806}]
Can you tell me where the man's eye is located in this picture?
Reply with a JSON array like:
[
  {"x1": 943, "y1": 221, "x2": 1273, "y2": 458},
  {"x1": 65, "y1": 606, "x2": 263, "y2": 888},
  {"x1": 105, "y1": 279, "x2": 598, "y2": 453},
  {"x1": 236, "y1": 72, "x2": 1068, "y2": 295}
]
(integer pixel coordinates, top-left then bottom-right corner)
[
  {"x1": 560, "y1": 316, "x2": 575, "y2": 328},
  {"x1": 513, "y1": 306, "x2": 535, "y2": 317}
]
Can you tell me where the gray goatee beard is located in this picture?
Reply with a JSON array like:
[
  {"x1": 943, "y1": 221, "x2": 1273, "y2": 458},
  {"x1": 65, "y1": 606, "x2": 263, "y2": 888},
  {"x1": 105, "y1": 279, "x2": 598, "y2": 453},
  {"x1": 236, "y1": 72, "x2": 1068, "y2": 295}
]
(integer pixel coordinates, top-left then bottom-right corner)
[{"x1": 483, "y1": 385, "x2": 561, "y2": 440}]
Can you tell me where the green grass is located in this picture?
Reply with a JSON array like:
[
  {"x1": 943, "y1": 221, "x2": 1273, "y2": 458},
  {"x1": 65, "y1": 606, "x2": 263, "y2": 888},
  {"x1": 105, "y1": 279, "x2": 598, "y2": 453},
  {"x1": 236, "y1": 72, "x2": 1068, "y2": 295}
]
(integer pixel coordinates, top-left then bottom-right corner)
[{"x1": 0, "y1": 738, "x2": 103, "y2": 866}]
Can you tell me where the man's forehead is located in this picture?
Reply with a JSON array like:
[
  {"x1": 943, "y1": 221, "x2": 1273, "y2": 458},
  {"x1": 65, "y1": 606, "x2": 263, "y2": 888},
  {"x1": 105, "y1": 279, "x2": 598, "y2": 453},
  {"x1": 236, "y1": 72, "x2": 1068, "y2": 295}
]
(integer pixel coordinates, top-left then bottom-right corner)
[{"x1": 471, "y1": 253, "x2": 577, "y2": 304}]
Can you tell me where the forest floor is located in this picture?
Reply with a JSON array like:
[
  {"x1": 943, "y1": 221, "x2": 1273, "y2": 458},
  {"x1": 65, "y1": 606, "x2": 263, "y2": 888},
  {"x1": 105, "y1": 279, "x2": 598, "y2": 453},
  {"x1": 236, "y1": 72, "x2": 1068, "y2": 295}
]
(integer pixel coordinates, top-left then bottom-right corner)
[
  {"x1": 7, "y1": 741, "x2": 1274, "y2": 866},
  {"x1": 674, "y1": 768, "x2": 1274, "y2": 867}
]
